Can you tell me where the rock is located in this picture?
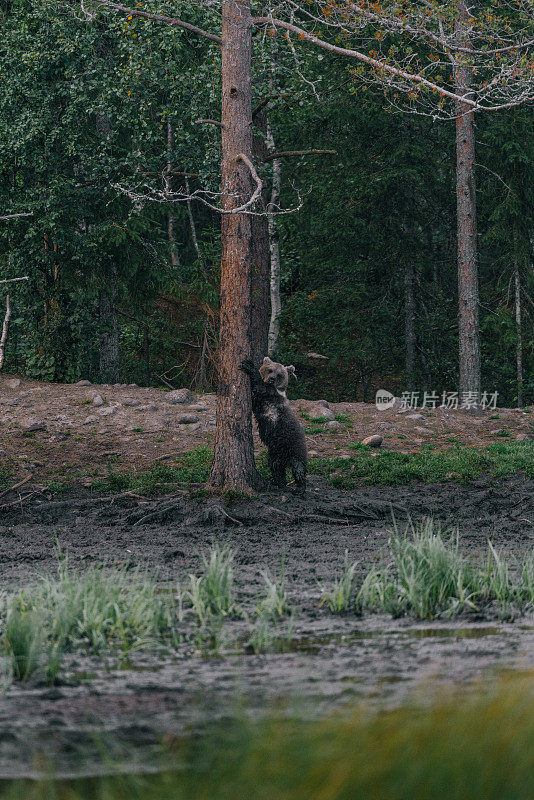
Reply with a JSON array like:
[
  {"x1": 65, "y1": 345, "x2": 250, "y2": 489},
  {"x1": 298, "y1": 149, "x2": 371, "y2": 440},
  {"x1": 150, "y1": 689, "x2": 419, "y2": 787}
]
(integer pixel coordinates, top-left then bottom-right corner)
[
  {"x1": 178, "y1": 413, "x2": 200, "y2": 424},
  {"x1": 139, "y1": 404, "x2": 159, "y2": 412},
  {"x1": 304, "y1": 403, "x2": 335, "y2": 421},
  {"x1": 326, "y1": 420, "x2": 342, "y2": 431},
  {"x1": 362, "y1": 435, "x2": 382, "y2": 448},
  {"x1": 83, "y1": 415, "x2": 97, "y2": 424},
  {"x1": 414, "y1": 426, "x2": 429, "y2": 433},
  {"x1": 308, "y1": 450, "x2": 320, "y2": 457},
  {"x1": 306, "y1": 352, "x2": 329, "y2": 360},
  {"x1": 189, "y1": 404, "x2": 207, "y2": 411},
  {"x1": 406, "y1": 412, "x2": 425, "y2": 421},
  {"x1": 75, "y1": 380, "x2": 91, "y2": 387},
  {"x1": 123, "y1": 400, "x2": 141, "y2": 407},
  {"x1": 166, "y1": 388, "x2": 193, "y2": 404},
  {"x1": 20, "y1": 420, "x2": 46, "y2": 432},
  {"x1": 98, "y1": 406, "x2": 116, "y2": 417},
  {"x1": 92, "y1": 394, "x2": 104, "y2": 407},
  {"x1": 5, "y1": 378, "x2": 20, "y2": 389},
  {"x1": 516, "y1": 433, "x2": 532, "y2": 441},
  {"x1": 128, "y1": 383, "x2": 138, "y2": 388}
]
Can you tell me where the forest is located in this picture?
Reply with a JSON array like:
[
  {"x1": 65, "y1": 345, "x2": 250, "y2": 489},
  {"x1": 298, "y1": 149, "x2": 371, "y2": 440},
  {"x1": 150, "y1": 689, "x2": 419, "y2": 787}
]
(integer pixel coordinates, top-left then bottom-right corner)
[
  {"x1": 0, "y1": 0, "x2": 532, "y2": 408},
  {"x1": 0, "y1": 2, "x2": 533, "y2": 798}
]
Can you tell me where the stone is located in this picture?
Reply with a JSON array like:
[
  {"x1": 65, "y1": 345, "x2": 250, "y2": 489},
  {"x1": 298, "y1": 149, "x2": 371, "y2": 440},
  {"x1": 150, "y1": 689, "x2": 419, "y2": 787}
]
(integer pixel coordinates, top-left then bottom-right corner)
[
  {"x1": 166, "y1": 388, "x2": 194, "y2": 404},
  {"x1": 306, "y1": 352, "x2": 329, "y2": 360},
  {"x1": 414, "y1": 426, "x2": 429, "y2": 433},
  {"x1": 5, "y1": 378, "x2": 20, "y2": 389},
  {"x1": 326, "y1": 420, "x2": 342, "y2": 431},
  {"x1": 362, "y1": 435, "x2": 382, "y2": 448},
  {"x1": 306, "y1": 403, "x2": 335, "y2": 421},
  {"x1": 188, "y1": 404, "x2": 207, "y2": 411},
  {"x1": 308, "y1": 450, "x2": 320, "y2": 457},
  {"x1": 123, "y1": 399, "x2": 141, "y2": 407},
  {"x1": 83, "y1": 415, "x2": 97, "y2": 424},
  {"x1": 92, "y1": 394, "x2": 104, "y2": 407},
  {"x1": 178, "y1": 413, "x2": 199, "y2": 424},
  {"x1": 98, "y1": 406, "x2": 116, "y2": 417},
  {"x1": 405, "y1": 413, "x2": 425, "y2": 421},
  {"x1": 75, "y1": 380, "x2": 91, "y2": 387},
  {"x1": 516, "y1": 433, "x2": 532, "y2": 441},
  {"x1": 139, "y1": 404, "x2": 159, "y2": 412},
  {"x1": 128, "y1": 383, "x2": 138, "y2": 388},
  {"x1": 20, "y1": 419, "x2": 46, "y2": 432}
]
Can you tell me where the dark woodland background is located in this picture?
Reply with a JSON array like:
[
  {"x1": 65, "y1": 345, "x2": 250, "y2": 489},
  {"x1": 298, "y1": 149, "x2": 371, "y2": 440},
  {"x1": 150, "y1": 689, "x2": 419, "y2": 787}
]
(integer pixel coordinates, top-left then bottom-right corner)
[{"x1": 0, "y1": 1, "x2": 532, "y2": 404}]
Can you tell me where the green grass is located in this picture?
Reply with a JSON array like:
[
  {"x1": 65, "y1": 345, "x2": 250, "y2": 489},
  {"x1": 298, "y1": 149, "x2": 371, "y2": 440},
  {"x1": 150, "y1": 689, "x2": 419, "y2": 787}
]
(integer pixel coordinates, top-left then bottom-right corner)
[
  {"x1": 1, "y1": 551, "x2": 177, "y2": 682},
  {"x1": 92, "y1": 447, "x2": 214, "y2": 494},
  {"x1": 309, "y1": 441, "x2": 534, "y2": 486},
  {"x1": 182, "y1": 544, "x2": 236, "y2": 625},
  {"x1": 321, "y1": 518, "x2": 534, "y2": 620},
  {"x1": 0, "y1": 465, "x2": 13, "y2": 489},
  {"x1": 5, "y1": 671, "x2": 534, "y2": 799},
  {"x1": 320, "y1": 550, "x2": 358, "y2": 612}
]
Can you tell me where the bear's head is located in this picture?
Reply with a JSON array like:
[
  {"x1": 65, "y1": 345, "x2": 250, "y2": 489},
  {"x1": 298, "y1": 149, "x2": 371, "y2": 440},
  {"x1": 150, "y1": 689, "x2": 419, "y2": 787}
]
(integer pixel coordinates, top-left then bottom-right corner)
[{"x1": 259, "y1": 357, "x2": 297, "y2": 395}]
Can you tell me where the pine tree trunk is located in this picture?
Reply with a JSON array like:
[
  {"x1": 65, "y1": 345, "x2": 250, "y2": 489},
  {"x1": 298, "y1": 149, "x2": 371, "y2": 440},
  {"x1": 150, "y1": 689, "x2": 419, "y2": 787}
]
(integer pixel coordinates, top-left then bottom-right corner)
[
  {"x1": 209, "y1": 0, "x2": 263, "y2": 492},
  {"x1": 454, "y1": 0, "x2": 480, "y2": 400},
  {"x1": 404, "y1": 258, "x2": 416, "y2": 389},
  {"x1": 250, "y1": 108, "x2": 270, "y2": 363},
  {"x1": 99, "y1": 263, "x2": 120, "y2": 383},
  {"x1": 267, "y1": 122, "x2": 282, "y2": 360},
  {"x1": 514, "y1": 247, "x2": 523, "y2": 408}
]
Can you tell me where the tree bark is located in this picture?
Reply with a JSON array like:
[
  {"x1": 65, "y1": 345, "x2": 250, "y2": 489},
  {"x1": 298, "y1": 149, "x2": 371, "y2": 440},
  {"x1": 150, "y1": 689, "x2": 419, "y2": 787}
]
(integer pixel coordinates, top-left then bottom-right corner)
[
  {"x1": 250, "y1": 108, "x2": 270, "y2": 363},
  {"x1": 165, "y1": 120, "x2": 180, "y2": 272},
  {"x1": 0, "y1": 294, "x2": 11, "y2": 370},
  {"x1": 99, "y1": 263, "x2": 120, "y2": 383},
  {"x1": 454, "y1": 0, "x2": 480, "y2": 399},
  {"x1": 404, "y1": 258, "x2": 416, "y2": 389},
  {"x1": 209, "y1": 0, "x2": 263, "y2": 492},
  {"x1": 267, "y1": 122, "x2": 282, "y2": 360},
  {"x1": 513, "y1": 240, "x2": 523, "y2": 408}
]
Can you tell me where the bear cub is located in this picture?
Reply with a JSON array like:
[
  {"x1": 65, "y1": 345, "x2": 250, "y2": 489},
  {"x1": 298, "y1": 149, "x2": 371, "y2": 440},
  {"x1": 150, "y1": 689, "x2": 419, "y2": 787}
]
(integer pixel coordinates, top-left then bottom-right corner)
[{"x1": 240, "y1": 357, "x2": 307, "y2": 492}]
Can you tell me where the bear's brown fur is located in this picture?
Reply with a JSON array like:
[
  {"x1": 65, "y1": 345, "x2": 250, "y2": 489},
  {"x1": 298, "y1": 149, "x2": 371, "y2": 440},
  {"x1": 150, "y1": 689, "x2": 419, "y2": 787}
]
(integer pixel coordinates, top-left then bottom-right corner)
[{"x1": 241, "y1": 358, "x2": 306, "y2": 493}]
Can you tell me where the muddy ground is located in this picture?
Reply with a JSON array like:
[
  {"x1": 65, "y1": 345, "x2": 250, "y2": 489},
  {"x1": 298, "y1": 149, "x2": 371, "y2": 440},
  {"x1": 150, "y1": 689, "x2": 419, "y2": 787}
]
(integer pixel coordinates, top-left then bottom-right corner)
[
  {"x1": 0, "y1": 372, "x2": 532, "y2": 488},
  {"x1": 0, "y1": 477, "x2": 532, "y2": 777}
]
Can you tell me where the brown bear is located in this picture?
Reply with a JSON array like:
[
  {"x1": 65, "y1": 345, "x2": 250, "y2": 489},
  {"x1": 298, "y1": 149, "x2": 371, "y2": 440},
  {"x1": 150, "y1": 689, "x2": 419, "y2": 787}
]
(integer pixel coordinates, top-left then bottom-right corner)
[{"x1": 240, "y1": 357, "x2": 307, "y2": 493}]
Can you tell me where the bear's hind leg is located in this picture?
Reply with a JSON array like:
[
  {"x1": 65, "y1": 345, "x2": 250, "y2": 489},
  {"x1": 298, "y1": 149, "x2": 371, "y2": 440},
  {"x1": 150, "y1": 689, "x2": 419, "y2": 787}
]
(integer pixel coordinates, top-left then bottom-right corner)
[
  {"x1": 268, "y1": 453, "x2": 287, "y2": 487},
  {"x1": 290, "y1": 458, "x2": 307, "y2": 494}
]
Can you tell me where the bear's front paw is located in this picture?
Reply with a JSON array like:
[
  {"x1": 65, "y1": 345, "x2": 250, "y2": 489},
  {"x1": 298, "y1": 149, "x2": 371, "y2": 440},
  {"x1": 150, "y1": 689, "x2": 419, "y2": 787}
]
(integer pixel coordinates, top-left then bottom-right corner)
[{"x1": 240, "y1": 359, "x2": 256, "y2": 375}]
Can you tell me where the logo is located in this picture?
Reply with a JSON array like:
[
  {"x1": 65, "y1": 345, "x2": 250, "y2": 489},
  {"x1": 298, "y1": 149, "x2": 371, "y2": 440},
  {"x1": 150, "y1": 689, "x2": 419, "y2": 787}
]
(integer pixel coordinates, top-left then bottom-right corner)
[{"x1": 375, "y1": 389, "x2": 395, "y2": 410}]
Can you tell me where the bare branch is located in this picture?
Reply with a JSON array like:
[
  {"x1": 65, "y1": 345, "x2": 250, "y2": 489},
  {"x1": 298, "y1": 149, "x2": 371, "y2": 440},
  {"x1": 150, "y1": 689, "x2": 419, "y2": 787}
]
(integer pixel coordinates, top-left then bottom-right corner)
[
  {"x1": 264, "y1": 149, "x2": 337, "y2": 161},
  {"x1": 195, "y1": 119, "x2": 226, "y2": 128},
  {"x1": 0, "y1": 213, "x2": 33, "y2": 220},
  {"x1": 0, "y1": 276, "x2": 29, "y2": 285},
  {"x1": 68, "y1": 0, "x2": 222, "y2": 44}
]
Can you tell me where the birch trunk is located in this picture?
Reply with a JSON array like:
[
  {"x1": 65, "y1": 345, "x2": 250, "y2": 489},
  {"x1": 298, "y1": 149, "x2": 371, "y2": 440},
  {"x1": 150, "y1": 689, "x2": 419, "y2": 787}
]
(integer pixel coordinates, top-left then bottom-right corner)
[
  {"x1": 0, "y1": 294, "x2": 11, "y2": 370},
  {"x1": 267, "y1": 122, "x2": 282, "y2": 359},
  {"x1": 165, "y1": 120, "x2": 179, "y2": 271}
]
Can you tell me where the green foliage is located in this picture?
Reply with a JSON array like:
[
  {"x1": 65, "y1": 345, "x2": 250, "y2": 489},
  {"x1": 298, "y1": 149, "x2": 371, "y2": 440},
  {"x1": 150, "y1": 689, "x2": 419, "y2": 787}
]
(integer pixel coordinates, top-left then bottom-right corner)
[{"x1": 309, "y1": 442, "x2": 534, "y2": 486}]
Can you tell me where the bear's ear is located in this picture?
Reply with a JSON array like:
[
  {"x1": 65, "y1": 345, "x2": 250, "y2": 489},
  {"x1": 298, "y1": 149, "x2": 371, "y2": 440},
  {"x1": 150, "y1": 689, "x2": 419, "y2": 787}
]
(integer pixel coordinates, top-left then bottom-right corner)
[
  {"x1": 262, "y1": 356, "x2": 273, "y2": 365},
  {"x1": 287, "y1": 365, "x2": 297, "y2": 381}
]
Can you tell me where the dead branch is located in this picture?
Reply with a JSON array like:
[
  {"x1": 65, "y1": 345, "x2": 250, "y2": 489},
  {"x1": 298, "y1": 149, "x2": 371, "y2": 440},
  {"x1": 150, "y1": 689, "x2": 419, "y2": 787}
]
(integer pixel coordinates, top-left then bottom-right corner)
[
  {"x1": 195, "y1": 119, "x2": 226, "y2": 129},
  {"x1": 0, "y1": 213, "x2": 33, "y2": 220},
  {"x1": 0, "y1": 276, "x2": 29, "y2": 285},
  {"x1": 77, "y1": 0, "x2": 222, "y2": 44},
  {"x1": 0, "y1": 475, "x2": 32, "y2": 499},
  {"x1": 264, "y1": 149, "x2": 337, "y2": 162}
]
